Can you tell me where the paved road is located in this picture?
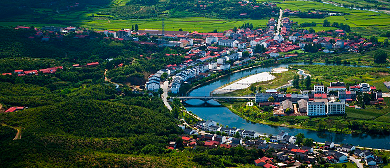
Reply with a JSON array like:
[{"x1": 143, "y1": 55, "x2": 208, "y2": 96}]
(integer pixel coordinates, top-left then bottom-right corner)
[
  {"x1": 275, "y1": 9, "x2": 283, "y2": 36},
  {"x1": 339, "y1": 151, "x2": 363, "y2": 168},
  {"x1": 183, "y1": 109, "x2": 203, "y2": 121},
  {"x1": 161, "y1": 81, "x2": 172, "y2": 111}
]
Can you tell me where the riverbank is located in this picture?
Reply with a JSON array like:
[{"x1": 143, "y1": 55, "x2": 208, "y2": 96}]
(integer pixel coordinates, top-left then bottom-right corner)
[
  {"x1": 219, "y1": 101, "x2": 321, "y2": 132},
  {"x1": 213, "y1": 69, "x2": 296, "y2": 97},
  {"x1": 185, "y1": 62, "x2": 267, "y2": 95},
  {"x1": 212, "y1": 72, "x2": 275, "y2": 95},
  {"x1": 220, "y1": 100, "x2": 390, "y2": 136}
]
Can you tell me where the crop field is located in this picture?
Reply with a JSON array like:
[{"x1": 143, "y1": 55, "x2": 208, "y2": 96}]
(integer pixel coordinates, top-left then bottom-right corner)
[
  {"x1": 81, "y1": 17, "x2": 269, "y2": 32},
  {"x1": 0, "y1": 0, "x2": 388, "y2": 35},
  {"x1": 291, "y1": 64, "x2": 390, "y2": 92},
  {"x1": 278, "y1": 0, "x2": 390, "y2": 36},
  {"x1": 346, "y1": 107, "x2": 385, "y2": 119}
]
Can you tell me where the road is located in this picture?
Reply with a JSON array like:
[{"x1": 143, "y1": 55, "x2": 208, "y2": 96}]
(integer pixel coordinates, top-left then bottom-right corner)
[
  {"x1": 275, "y1": 8, "x2": 283, "y2": 36},
  {"x1": 339, "y1": 151, "x2": 363, "y2": 168},
  {"x1": 183, "y1": 109, "x2": 203, "y2": 121},
  {"x1": 161, "y1": 81, "x2": 172, "y2": 111}
]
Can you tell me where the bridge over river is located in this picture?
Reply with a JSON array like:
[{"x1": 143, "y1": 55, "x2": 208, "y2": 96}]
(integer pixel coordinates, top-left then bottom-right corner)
[{"x1": 176, "y1": 96, "x2": 255, "y2": 106}]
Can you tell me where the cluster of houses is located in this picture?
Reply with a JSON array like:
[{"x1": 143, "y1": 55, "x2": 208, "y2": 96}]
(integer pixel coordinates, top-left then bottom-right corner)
[
  {"x1": 146, "y1": 69, "x2": 169, "y2": 92},
  {"x1": 170, "y1": 64, "x2": 209, "y2": 94},
  {"x1": 174, "y1": 122, "x2": 386, "y2": 167},
  {"x1": 1, "y1": 62, "x2": 100, "y2": 77},
  {"x1": 256, "y1": 81, "x2": 382, "y2": 116},
  {"x1": 141, "y1": 15, "x2": 374, "y2": 92},
  {"x1": 1, "y1": 66, "x2": 64, "y2": 76},
  {"x1": 14, "y1": 14, "x2": 376, "y2": 94}
]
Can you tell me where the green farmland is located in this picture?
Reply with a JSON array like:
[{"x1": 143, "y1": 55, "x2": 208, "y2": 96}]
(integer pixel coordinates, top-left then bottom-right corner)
[
  {"x1": 0, "y1": 0, "x2": 389, "y2": 35},
  {"x1": 81, "y1": 17, "x2": 269, "y2": 32}
]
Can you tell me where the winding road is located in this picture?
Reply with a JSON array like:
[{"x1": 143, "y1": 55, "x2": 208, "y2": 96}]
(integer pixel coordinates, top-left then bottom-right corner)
[{"x1": 161, "y1": 81, "x2": 172, "y2": 111}]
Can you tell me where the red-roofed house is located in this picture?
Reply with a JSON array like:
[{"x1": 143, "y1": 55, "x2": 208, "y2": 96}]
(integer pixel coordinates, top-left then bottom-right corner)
[
  {"x1": 5, "y1": 107, "x2": 25, "y2": 113},
  {"x1": 14, "y1": 70, "x2": 24, "y2": 74},
  {"x1": 204, "y1": 140, "x2": 219, "y2": 148},
  {"x1": 87, "y1": 62, "x2": 99, "y2": 67},
  {"x1": 263, "y1": 163, "x2": 278, "y2": 168},
  {"x1": 254, "y1": 157, "x2": 274, "y2": 166},
  {"x1": 314, "y1": 93, "x2": 327, "y2": 99},
  {"x1": 24, "y1": 70, "x2": 38, "y2": 75}
]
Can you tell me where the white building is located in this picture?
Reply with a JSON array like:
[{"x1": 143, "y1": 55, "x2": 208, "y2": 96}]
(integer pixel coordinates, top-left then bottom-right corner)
[
  {"x1": 217, "y1": 58, "x2": 225, "y2": 64},
  {"x1": 218, "y1": 39, "x2": 239, "y2": 48},
  {"x1": 218, "y1": 64, "x2": 231, "y2": 70},
  {"x1": 277, "y1": 132, "x2": 288, "y2": 141},
  {"x1": 289, "y1": 36, "x2": 298, "y2": 42},
  {"x1": 314, "y1": 85, "x2": 325, "y2": 93},
  {"x1": 269, "y1": 52, "x2": 279, "y2": 57},
  {"x1": 208, "y1": 62, "x2": 217, "y2": 70},
  {"x1": 241, "y1": 130, "x2": 259, "y2": 139},
  {"x1": 273, "y1": 35, "x2": 284, "y2": 43},
  {"x1": 171, "y1": 82, "x2": 181, "y2": 94},
  {"x1": 307, "y1": 101, "x2": 326, "y2": 116},
  {"x1": 206, "y1": 36, "x2": 219, "y2": 45},
  {"x1": 327, "y1": 101, "x2": 345, "y2": 115},
  {"x1": 327, "y1": 86, "x2": 347, "y2": 93},
  {"x1": 349, "y1": 83, "x2": 371, "y2": 92},
  {"x1": 146, "y1": 80, "x2": 160, "y2": 91}
]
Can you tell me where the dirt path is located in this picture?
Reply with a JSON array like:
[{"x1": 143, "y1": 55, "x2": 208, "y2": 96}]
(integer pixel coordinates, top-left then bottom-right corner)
[
  {"x1": 104, "y1": 69, "x2": 122, "y2": 87},
  {"x1": 1, "y1": 123, "x2": 22, "y2": 140},
  {"x1": 13, "y1": 127, "x2": 22, "y2": 140}
]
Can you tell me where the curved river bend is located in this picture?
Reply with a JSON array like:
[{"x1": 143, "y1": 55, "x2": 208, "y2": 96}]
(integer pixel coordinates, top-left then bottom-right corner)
[{"x1": 185, "y1": 63, "x2": 390, "y2": 149}]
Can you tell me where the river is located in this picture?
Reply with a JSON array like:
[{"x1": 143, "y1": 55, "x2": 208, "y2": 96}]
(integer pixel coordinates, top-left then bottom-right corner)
[{"x1": 185, "y1": 63, "x2": 390, "y2": 149}]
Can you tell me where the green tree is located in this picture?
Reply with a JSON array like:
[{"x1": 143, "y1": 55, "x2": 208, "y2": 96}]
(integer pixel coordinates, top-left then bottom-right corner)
[
  {"x1": 296, "y1": 133, "x2": 305, "y2": 145},
  {"x1": 234, "y1": 132, "x2": 241, "y2": 138},
  {"x1": 323, "y1": 20, "x2": 330, "y2": 27},
  {"x1": 160, "y1": 72, "x2": 168, "y2": 81},
  {"x1": 293, "y1": 75, "x2": 300, "y2": 88},
  {"x1": 233, "y1": 27, "x2": 237, "y2": 32},
  {"x1": 374, "y1": 50, "x2": 387, "y2": 64},
  {"x1": 242, "y1": 51, "x2": 250, "y2": 57},
  {"x1": 254, "y1": 44, "x2": 266, "y2": 53},
  {"x1": 309, "y1": 28, "x2": 315, "y2": 34},
  {"x1": 268, "y1": 96, "x2": 275, "y2": 102},
  {"x1": 175, "y1": 137, "x2": 184, "y2": 149},
  {"x1": 305, "y1": 76, "x2": 311, "y2": 90},
  {"x1": 303, "y1": 138, "x2": 314, "y2": 147},
  {"x1": 158, "y1": 88, "x2": 163, "y2": 95},
  {"x1": 135, "y1": 24, "x2": 139, "y2": 32},
  {"x1": 249, "y1": 85, "x2": 257, "y2": 93},
  {"x1": 172, "y1": 107, "x2": 180, "y2": 118},
  {"x1": 370, "y1": 36, "x2": 378, "y2": 43}
]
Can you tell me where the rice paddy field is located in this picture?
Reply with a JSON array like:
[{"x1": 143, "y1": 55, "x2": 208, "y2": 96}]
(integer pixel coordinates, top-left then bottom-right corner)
[
  {"x1": 80, "y1": 17, "x2": 269, "y2": 32},
  {"x1": 0, "y1": 0, "x2": 388, "y2": 34},
  {"x1": 278, "y1": 0, "x2": 390, "y2": 36}
]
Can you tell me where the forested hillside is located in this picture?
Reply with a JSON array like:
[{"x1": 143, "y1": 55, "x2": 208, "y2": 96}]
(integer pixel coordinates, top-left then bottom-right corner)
[
  {"x1": 0, "y1": 27, "x2": 183, "y2": 166},
  {"x1": 0, "y1": 27, "x2": 185, "y2": 84}
]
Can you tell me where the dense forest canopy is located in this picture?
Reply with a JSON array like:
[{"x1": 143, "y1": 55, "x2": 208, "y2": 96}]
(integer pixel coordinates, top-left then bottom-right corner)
[{"x1": 0, "y1": 27, "x2": 186, "y2": 85}]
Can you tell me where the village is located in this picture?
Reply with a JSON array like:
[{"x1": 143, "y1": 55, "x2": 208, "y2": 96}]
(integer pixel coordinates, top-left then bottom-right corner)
[
  {"x1": 172, "y1": 118, "x2": 385, "y2": 168},
  {"x1": 143, "y1": 15, "x2": 375, "y2": 95},
  {"x1": 9, "y1": 16, "x2": 376, "y2": 96},
  {"x1": 5, "y1": 16, "x2": 388, "y2": 168},
  {"x1": 256, "y1": 81, "x2": 383, "y2": 117}
]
